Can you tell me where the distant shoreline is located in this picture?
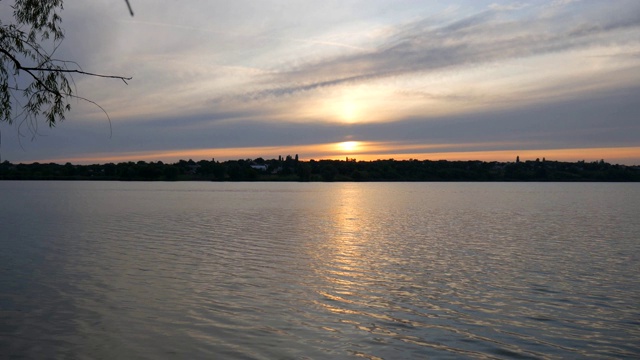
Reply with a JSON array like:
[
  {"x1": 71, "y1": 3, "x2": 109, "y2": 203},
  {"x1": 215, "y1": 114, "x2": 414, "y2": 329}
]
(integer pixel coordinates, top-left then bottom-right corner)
[{"x1": 2, "y1": 158, "x2": 639, "y2": 182}]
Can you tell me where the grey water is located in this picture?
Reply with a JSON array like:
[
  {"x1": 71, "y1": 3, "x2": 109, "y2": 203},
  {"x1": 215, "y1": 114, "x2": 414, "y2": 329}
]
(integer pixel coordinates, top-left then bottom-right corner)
[{"x1": 1, "y1": 181, "x2": 639, "y2": 359}]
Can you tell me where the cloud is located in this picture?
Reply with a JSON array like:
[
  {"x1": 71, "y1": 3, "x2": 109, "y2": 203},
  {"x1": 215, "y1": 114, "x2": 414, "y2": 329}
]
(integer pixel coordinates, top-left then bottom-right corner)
[
  {"x1": 225, "y1": 1, "x2": 640, "y2": 102},
  {"x1": 489, "y1": 3, "x2": 530, "y2": 12},
  {"x1": 54, "y1": 0, "x2": 640, "y2": 126},
  {"x1": 8, "y1": 82, "x2": 637, "y2": 163}
]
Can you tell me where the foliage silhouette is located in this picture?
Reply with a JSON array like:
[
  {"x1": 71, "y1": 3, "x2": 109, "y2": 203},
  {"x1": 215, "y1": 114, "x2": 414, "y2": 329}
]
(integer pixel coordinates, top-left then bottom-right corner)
[
  {"x1": 1, "y1": 0, "x2": 132, "y2": 131},
  {"x1": 1, "y1": 158, "x2": 638, "y2": 182}
]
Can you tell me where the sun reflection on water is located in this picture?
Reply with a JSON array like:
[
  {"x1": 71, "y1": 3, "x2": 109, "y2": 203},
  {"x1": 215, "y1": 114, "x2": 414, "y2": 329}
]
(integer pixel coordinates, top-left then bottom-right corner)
[{"x1": 310, "y1": 185, "x2": 379, "y2": 317}]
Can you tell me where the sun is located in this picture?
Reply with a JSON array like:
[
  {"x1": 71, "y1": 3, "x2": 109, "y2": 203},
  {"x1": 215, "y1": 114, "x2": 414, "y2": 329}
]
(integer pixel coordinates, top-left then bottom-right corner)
[{"x1": 338, "y1": 141, "x2": 360, "y2": 152}]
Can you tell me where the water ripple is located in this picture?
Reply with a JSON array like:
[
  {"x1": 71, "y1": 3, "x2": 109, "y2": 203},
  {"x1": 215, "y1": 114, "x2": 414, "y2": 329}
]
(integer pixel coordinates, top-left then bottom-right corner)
[{"x1": 1, "y1": 182, "x2": 639, "y2": 359}]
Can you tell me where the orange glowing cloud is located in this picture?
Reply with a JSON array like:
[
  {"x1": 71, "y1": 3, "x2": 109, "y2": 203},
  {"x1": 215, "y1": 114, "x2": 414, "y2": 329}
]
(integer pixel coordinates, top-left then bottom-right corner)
[{"x1": 34, "y1": 142, "x2": 640, "y2": 166}]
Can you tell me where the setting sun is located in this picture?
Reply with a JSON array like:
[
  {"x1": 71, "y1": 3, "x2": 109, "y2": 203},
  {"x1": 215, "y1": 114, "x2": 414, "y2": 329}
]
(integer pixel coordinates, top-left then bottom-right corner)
[{"x1": 337, "y1": 141, "x2": 360, "y2": 153}]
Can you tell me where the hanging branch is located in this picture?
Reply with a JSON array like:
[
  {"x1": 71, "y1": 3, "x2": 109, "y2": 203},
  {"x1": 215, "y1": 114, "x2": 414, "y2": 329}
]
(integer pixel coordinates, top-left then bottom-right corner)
[{"x1": 0, "y1": 0, "x2": 133, "y2": 130}]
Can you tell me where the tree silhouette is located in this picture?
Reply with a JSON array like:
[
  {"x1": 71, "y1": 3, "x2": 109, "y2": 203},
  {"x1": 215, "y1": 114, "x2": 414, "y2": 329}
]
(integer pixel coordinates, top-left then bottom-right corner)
[{"x1": 0, "y1": 0, "x2": 132, "y2": 131}]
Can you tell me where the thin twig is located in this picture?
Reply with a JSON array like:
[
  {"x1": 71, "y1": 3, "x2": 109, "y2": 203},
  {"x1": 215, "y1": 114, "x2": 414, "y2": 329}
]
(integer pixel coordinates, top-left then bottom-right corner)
[
  {"x1": 125, "y1": 0, "x2": 134, "y2": 16},
  {"x1": 70, "y1": 94, "x2": 113, "y2": 139}
]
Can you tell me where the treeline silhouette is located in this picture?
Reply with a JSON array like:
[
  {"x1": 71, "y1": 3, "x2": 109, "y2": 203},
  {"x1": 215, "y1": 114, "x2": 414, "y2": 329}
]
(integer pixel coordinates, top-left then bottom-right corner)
[{"x1": 1, "y1": 156, "x2": 639, "y2": 182}]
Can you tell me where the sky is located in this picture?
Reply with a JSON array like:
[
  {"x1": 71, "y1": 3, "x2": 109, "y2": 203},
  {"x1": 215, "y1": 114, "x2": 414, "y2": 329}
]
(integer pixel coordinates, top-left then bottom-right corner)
[{"x1": 1, "y1": 0, "x2": 640, "y2": 165}]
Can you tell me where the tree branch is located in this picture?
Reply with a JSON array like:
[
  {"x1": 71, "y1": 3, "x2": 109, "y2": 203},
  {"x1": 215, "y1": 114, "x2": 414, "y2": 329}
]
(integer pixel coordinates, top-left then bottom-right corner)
[
  {"x1": 1, "y1": 47, "x2": 132, "y2": 85},
  {"x1": 0, "y1": 47, "x2": 61, "y2": 95},
  {"x1": 24, "y1": 68, "x2": 132, "y2": 84},
  {"x1": 1, "y1": 1, "x2": 134, "y2": 128},
  {"x1": 125, "y1": 0, "x2": 134, "y2": 16}
]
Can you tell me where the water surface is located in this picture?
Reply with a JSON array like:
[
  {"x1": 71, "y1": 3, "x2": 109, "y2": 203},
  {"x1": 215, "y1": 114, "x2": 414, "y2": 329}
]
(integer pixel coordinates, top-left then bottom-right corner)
[{"x1": 1, "y1": 182, "x2": 639, "y2": 359}]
